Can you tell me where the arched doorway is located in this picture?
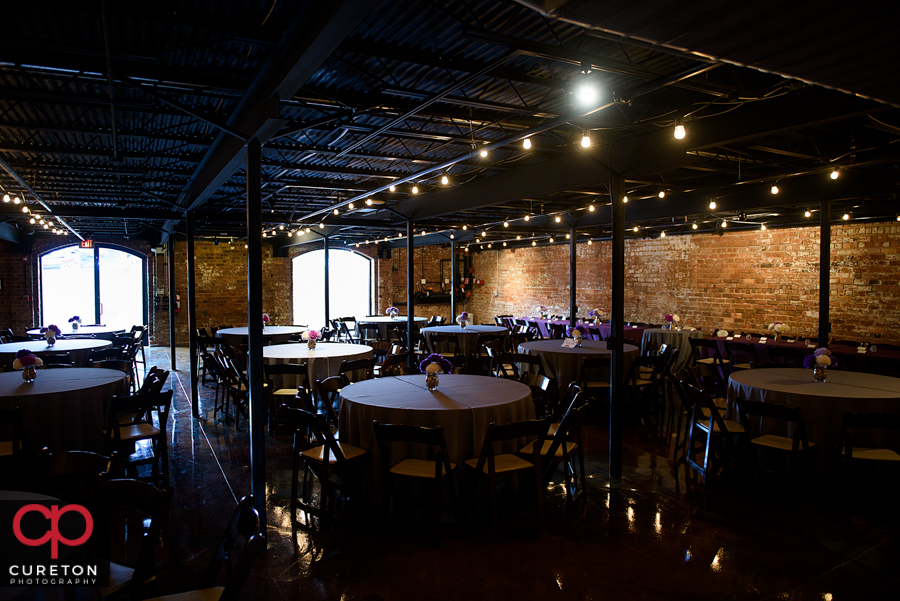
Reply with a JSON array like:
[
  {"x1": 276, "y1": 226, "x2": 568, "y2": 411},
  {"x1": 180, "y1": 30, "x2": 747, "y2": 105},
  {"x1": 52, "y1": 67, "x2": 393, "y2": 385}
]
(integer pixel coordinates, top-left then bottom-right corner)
[
  {"x1": 292, "y1": 249, "x2": 372, "y2": 330},
  {"x1": 39, "y1": 244, "x2": 148, "y2": 330}
]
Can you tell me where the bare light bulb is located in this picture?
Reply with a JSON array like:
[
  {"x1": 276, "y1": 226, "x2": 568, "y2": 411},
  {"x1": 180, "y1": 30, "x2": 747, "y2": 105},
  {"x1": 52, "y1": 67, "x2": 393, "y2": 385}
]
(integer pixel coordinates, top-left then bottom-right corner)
[
  {"x1": 761, "y1": 224, "x2": 767, "y2": 230},
  {"x1": 524, "y1": 215, "x2": 530, "y2": 221},
  {"x1": 588, "y1": 205, "x2": 595, "y2": 212},
  {"x1": 412, "y1": 186, "x2": 418, "y2": 194},
  {"x1": 462, "y1": 225, "x2": 467, "y2": 230},
  {"x1": 843, "y1": 213, "x2": 850, "y2": 220},
  {"x1": 770, "y1": 185, "x2": 779, "y2": 195},
  {"x1": 441, "y1": 175, "x2": 448, "y2": 185},
  {"x1": 674, "y1": 124, "x2": 686, "y2": 139},
  {"x1": 660, "y1": 231, "x2": 666, "y2": 238},
  {"x1": 588, "y1": 239, "x2": 592, "y2": 245},
  {"x1": 831, "y1": 169, "x2": 839, "y2": 180},
  {"x1": 333, "y1": 208, "x2": 339, "y2": 215},
  {"x1": 555, "y1": 216, "x2": 561, "y2": 223},
  {"x1": 389, "y1": 185, "x2": 396, "y2": 192},
  {"x1": 480, "y1": 148, "x2": 488, "y2": 158},
  {"x1": 503, "y1": 221, "x2": 509, "y2": 227},
  {"x1": 658, "y1": 190, "x2": 666, "y2": 199},
  {"x1": 549, "y1": 237, "x2": 554, "y2": 243},
  {"x1": 319, "y1": 223, "x2": 324, "y2": 229},
  {"x1": 623, "y1": 196, "x2": 628, "y2": 203},
  {"x1": 581, "y1": 133, "x2": 590, "y2": 148},
  {"x1": 692, "y1": 223, "x2": 698, "y2": 230},
  {"x1": 721, "y1": 220, "x2": 728, "y2": 228},
  {"x1": 633, "y1": 226, "x2": 639, "y2": 232},
  {"x1": 709, "y1": 200, "x2": 717, "y2": 210},
  {"x1": 532, "y1": 241, "x2": 536, "y2": 246},
  {"x1": 12, "y1": 196, "x2": 20, "y2": 205},
  {"x1": 366, "y1": 198, "x2": 373, "y2": 206},
  {"x1": 523, "y1": 137, "x2": 532, "y2": 150},
  {"x1": 2, "y1": 194, "x2": 8, "y2": 203},
  {"x1": 348, "y1": 202, "x2": 354, "y2": 209}
]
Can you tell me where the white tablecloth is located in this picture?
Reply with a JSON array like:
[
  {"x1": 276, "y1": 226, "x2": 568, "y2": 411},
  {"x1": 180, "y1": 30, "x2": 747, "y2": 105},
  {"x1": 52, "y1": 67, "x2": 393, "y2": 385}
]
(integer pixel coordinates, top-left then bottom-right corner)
[
  {"x1": 0, "y1": 368, "x2": 127, "y2": 453},
  {"x1": 0, "y1": 339, "x2": 113, "y2": 369},
  {"x1": 217, "y1": 326, "x2": 305, "y2": 348},
  {"x1": 263, "y1": 342, "x2": 373, "y2": 389},
  {"x1": 356, "y1": 316, "x2": 427, "y2": 340},
  {"x1": 728, "y1": 368, "x2": 900, "y2": 452}
]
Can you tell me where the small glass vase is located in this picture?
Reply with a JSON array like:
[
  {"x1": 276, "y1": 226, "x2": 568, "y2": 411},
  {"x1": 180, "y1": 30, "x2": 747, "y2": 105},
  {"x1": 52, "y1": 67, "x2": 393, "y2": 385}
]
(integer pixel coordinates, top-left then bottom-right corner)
[
  {"x1": 307, "y1": 339, "x2": 316, "y2": 350},
  {"x1": 814, "y1": 365, "x2": 827, "y2": 383},
  {"x1": 774, "y1": 332, "x2": 782, "y2": 343},
  {"x1": 46, "y1": 336, "x2": 56, "y2": 347},
  {"x1": 426, "y1": 372, "x2": 439, "y2": 391},
  {"x1": 459, "y1": 321, "x2": 467, "y2": 329},
  {"x1": 72, "y1": 323, "x2": 79, "y2": 332},
  {"x1": 22, "y1": 366, "x2": 36, "y2": 383}
]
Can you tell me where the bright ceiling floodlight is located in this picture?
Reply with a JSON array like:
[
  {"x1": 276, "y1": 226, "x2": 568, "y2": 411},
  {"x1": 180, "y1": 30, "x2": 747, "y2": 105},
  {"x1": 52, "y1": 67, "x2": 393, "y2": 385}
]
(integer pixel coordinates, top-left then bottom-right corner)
[
  {"x1": 581, "y1": 131, "x2": 591, "y2": 148},
  {"x1": 831, "y1": 169, "x2": 840, "y2": 180},
  {"x1": 658, "y1": 190, "x2": 666, "y2": 199},
  {"x1": 574, "y1": 65, "x2": 598, "y2": 106},
  {"x1": 709, "y1": 200, "x2": 717, "y2": 210},
  {"x1": 441, "y1": 174, "x2": 449, "y2": 185},
  {"x1": 692, "y1": 223, "x2": 698, "y2": 230},
  {"x1": 389, "y1": 185, "x2": 396, "y2": 192},
  {"x1": 771, "y1": 184, "x2": 779, "y2": 195},
  {"x1": 412, "y1": 185, "x2": 418, "y2": 194},
  {"x1": 523, "y1": 137, "x2": 532, "y2": 150}
]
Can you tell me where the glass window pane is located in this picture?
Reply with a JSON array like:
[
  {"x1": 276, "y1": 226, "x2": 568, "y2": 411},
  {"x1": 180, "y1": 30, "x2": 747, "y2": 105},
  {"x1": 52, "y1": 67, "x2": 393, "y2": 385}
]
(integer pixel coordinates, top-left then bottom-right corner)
[
  {"x1": 98, "y1": 248, "x2": 144, "y2": 330},
  {"x1": 40, "y1": 246, "x2": 96, "y2": 327},
  {"x1": 293, "y1": 249, "x2": 371, "y2": 330}
]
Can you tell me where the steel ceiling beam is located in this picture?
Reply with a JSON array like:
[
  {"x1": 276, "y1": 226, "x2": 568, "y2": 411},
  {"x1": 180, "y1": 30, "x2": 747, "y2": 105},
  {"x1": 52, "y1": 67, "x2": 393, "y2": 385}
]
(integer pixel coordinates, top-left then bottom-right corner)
[{"x1": 166, "y1": 0, "x2": 377, "y2": 243}]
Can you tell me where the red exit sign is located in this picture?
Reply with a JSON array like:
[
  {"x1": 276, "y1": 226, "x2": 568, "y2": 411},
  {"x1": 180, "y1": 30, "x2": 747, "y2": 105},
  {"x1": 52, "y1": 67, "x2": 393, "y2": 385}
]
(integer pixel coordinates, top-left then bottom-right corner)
[{"x1": 79, "y1": 239, "x2": 93, "y2": 248}]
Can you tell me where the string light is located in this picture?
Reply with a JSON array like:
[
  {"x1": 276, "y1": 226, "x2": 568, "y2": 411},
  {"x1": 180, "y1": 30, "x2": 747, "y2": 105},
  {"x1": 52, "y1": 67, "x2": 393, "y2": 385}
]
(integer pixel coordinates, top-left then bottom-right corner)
[
  {"x1": 523, "y1": 137, "x2": 532, "y2": 150},
  {"x1": 348, "y1": 202, "x2": 354, "y2": 209},
  {"x1": 524, "y1": 214, "x2": 530, "y2": 221},
  {"x1": 721, "y1": 220, "x2": 728, "y2": 228},
  {"x1": 389, "y1": 185, "x2": 396, "y2": 192},
  {"x1": 692, "y1": 223, "x2": 698, "y2": 230},
  {"x1": 658, "y1": 190, "x2": 666, "y2": 199},
  {"x1": 22, "y1": 206, "x2": 28, "y2": 213},
  {"x1": 566, "y1": 233, "x2": 571, "y2": 239},
  {"x1": 831, "y1": 169, "x2": 840, "y2": 180},
  {"x1": 441, "y1": 174, "x2": 449, "y2": 185},
  {"x1": 588, "y1": 204, "x2": 595, "y2": 212},
  {"x1": 843, "y1": 213, "x2": 850, "y2": 220},
  {"x1": 623, "y1": 196, "x2": 628, "y2": 203},
  {"x1": 503, "y1": 221, "x2": 509, "y2": 228},
  {"x1": 532, "y1": 240, "x2": 536, "y2": 246},
  {"x1": 482, "y1": 231, "x2": 487, "y2": 237},
  {"x1": 1, "y1": 194, "x2": 8, "y2": 203},
  {"x1": 480, "y1": 146, "x2": 488, "y2": 158},
  {"x1": 319, "y1": 223, "x2": 324, "y2": 228},
  {"x1": 805, "y1": 210, "x2": 811, "y2": 218},
  {"x1": 555, "y1": 216, "x2": 561, "y2": 223},
  {"x1": 516, "y1": 235, "x2": 521, "y2": 240},
  {"x1": 581, "y1": 131, "x2": 590, "y2": 148},
  {"x1": 450, "y1": 233, "x2": 455, "y2": 239},
  {"x1": 674, "y1": 118, "x2": 686, "y2": 139},
  {"x1": 502, "y1": 241, "x2": 507, "y2": 247},
  {"x1": 633, "y1": 226, "x2": 639, "y2": 232},
  {"x1": 770, "y1": 184, "x2": 779, "y2": 195},
  {"x1": 660, "y1": 231, "x2": 666, "y2": 238},
  {"x1": 709, "y1": 200, "x2": 717, "y2": 210},
  {"x1": 588, "y1": 239, "x2": 592, "y2": 245},
  {"x1": 287, "y1": 231, "x2": 293, "y2": 237},
  {"x1": 462, "y1": 225, "x2": 467, "y2": 230},
  {"x1": 761, "y1": 224, "x2": 767, "y2": 230},
  {"x1": 549, "y1": 237, "x2": 554, "y2": 243},
  {"x1": 12, "y1": 196, "x2": 20, "y2": 205},
  {"x1": 305, "y1": 227, "x2": 311, "y2": 233},
  {"x1": 412, "y1": 185, "x2": 418, "y2": 194},
  {"x1": 278, "y1": 224, "x2": 284, "y2": 230}
]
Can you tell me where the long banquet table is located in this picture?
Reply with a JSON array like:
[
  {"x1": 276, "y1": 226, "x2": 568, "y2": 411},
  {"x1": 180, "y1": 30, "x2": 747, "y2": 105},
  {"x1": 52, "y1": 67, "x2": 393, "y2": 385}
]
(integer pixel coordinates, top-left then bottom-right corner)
[{"x1": 0, "y1": 367, "x2": 127, "y2": 453}]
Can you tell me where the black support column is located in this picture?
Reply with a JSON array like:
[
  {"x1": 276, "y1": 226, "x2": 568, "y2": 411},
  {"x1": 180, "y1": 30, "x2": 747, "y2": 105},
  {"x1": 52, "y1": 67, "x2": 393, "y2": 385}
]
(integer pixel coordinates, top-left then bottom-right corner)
[
  {"x1": 609, "y1": 174, "x2": 625, "y2": 480},
  {"x1": 570, "y1": 226, "x2": 577, "y2": 327},
  {"x1": 186, "y1": 212, "x2": 199, "y2": 417},
  {"x1": 167, "y1": 236, "x2": 176, "y2": 371},
  {"x1": 407, "y1": 221, "x2": 415, "y2": 364},
  {"x1": 819, "y1": 199, "x2": 832, "y2": 345},
  {"x1": 450, "y1": 239, "x2": 457, "y2": 321},
  {"x1": 246, "y1": 140, "x2": 267, "y2": 537}
]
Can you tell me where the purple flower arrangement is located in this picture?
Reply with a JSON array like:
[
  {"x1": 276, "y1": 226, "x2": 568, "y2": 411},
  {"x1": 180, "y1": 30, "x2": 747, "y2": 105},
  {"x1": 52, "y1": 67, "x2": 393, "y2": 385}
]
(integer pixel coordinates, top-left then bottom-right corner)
[
  {"x1": 13, "y1": 349, "x2": 43, "y2": 369},
  {"x1": 68, "y1": 316, "x2": 81, "y2": 324},
  {"x1": 385, "y1": 306, "x2": 399, "y2": 317},
  {"x1": 566, "y1": 325, "x2": 588, "y2": 338},
  {"x1": 803, "y1": 348, "x2": 836, "y2": 369},
  {"x1": 456, "y1": 312, "x2": 469, "y2": 325},
  {"x1": 41, "y1": 324, "x2": 62, "y2": 338},
  {"x1": 419, "y1": 353, "x2": 452, "y2": 374}
]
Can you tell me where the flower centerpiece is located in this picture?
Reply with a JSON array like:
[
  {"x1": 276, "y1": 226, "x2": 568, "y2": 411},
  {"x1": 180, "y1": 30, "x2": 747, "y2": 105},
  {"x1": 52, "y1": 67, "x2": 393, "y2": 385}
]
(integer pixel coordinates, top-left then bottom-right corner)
[
  {"x1": 419, "y1": 353, "x2": 452, "y2": 391},
  {"x1": 456, "y1": 311, "x2": 469, "y2": 329},
  {"x1": 304, "y1": 329, "x2": 321, "y2": 350},
  {"x1": 664, "y1": 314, "x2": 681, "y2": 330},
  {"x1": 40, "y1": 324, "x2": 62, "y2": 346},
  {"x1": 566, "y1": 325, "x2": 588, "y2": 346},
  {"x1": 588, "y1": 308, "x2": 602, "y2": 325},
  {"x1": 804, "y1": 348, "x2": 835, "y2": 382},
  {"x1": 68, "y1": 315, "x2": 82, "y2": 331},
  {"x1": 538, "y1": 306, "x2": 548, "y2": 319},
  {"x1": 13, "y1": 349, "x2": 43, "y2": 383},
  {"x1": 262, "y1": 313, "x2": 270, "y2": 328},
  {"x1": 385, "y1": 306, "x2": 400, "y2": 319},
  {"x1": 768, "y1": 322, "x2": 790, "y2": 342}
]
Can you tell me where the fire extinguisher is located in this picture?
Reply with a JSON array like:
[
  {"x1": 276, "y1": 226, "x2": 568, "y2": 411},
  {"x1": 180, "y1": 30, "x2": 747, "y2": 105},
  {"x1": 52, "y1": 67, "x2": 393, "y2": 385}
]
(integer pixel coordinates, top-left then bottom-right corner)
[{"x1": 175, "y1": 293, "x2": 181, "y2": 313}]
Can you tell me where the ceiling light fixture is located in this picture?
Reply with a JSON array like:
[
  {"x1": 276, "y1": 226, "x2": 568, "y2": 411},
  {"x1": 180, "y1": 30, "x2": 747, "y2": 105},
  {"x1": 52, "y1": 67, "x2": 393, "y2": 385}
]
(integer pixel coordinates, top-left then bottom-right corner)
[
  {"x1": 503, "y1": 221, "x2": 509, "y2": 228},
  {"x1": 581, "y1": 130, "x2": 591, "y2": 148},
  {"x1": 692, "y1": 223, "x2": 698, "y2": 230},
  {"x1": 389, "y1": 185, "x2": 396, "y2": 192},
  {"x1": 843, "y1": 213, "x2": 850, "y2": 220},
  {"x1": 770, "y1": 184, "x2": 779, "y2": 195},
  {"x1": 633, "y1": 226, "x2": 639, "y2": 232},
  {"x1": 805, "y1": 210, "x2": 811, "y2": 218},
  {"x1": 660, "y1": 231, "x2": 666, "y2": 238},
  {"x1": 523, "y1": 137, "x2": 532, "y2": 150},
  {"x1": 709, "y1": 200, "x2": 717, "y2": 210},
  {"x1": 761, "y1": 224, "x2": 767, "y2": 230},
  {"x1": 412, "y1": 185, "x2": 418, "y2": 194},
  {"x1": 831, "y1": 169, "x2": 840, "y2": 180},
  {"x1": 12, "y1": 196, "x2": 20, "y2": 205},
  {"x1": 1, "y1": 194, "x2": 8, "y2": 203},
  {"x1": 674, "y1": 116, "x2": 686, "y2": 140},
  {"x1": 441, "y1": 174, "x2": 449, "y2": 185},
  {"x1": 574, "y1": 63, "x2": 598, "y2": 105}
]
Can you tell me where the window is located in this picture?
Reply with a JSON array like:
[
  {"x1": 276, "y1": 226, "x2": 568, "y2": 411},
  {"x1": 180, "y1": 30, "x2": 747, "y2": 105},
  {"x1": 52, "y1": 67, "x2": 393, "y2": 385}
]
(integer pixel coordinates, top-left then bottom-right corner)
[{"x1": 292, "y1": 249, "x2": 371, "y2": 330}]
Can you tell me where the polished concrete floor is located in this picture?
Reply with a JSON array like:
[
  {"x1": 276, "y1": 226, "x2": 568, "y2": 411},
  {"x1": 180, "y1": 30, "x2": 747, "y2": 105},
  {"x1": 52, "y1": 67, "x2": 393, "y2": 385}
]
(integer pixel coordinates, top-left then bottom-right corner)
[{"x1": 147, "y1": 346, "x2": 900, "y2": 600}]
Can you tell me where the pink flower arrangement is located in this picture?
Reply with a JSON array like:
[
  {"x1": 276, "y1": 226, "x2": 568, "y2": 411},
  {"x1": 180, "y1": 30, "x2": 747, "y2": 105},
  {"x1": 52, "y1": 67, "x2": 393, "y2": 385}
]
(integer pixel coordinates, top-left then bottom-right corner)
[
  {"x1": 456, "y1": 312, "x2": 469, "y2": 325},
  {"x1": 306, "y1": 330, "x2": 321, "y2": 341},
  {"x1": 262, "y1": 314, "x2": 270, "y2": 323}
]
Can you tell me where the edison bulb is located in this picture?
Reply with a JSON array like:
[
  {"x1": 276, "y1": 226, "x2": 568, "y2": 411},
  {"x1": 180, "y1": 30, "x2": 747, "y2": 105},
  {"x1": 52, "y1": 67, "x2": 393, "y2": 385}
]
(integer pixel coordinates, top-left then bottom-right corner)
[
  {"x1": 523, "y1": 137, "x2": 532, "y2": 150},
  {"x1": 581, "y1": 134, "x2": 590, "y2": 148},
  {"x1": 674, "y1": 124, "x2": 686, "y2": 139}
]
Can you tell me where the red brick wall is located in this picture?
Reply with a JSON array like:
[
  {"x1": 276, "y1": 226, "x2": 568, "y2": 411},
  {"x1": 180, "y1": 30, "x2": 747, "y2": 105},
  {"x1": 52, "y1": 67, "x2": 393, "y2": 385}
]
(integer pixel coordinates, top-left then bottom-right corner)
[
  {"x1": 465, "y1": 222, "x2": 900, "y2": 343},
  {"x1": 0, "y1": 240, "x2": 35, "y2": 333}
]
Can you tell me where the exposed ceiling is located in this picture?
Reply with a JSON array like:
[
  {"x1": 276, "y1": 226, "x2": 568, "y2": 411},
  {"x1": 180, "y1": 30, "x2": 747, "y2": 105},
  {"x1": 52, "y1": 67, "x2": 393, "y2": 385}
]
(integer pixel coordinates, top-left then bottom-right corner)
[{"x1": 0, "y1": 0, "x2": 897, "y2": 250}]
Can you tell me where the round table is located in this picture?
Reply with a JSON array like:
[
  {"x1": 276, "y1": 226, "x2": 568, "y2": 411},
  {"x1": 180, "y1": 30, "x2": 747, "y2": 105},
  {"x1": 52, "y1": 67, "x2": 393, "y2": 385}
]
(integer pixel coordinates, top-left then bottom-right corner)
[
  {"x1": 728, "y1": 368, "x2": 900, "y2": 454},
  {"x1": 640, "y1": 328, "x2": 703, "y2": 372},
  {"x1": 263, "y1": 342, "x2": 373, "y2": 389},
  {"x1": 0, "y1": 367, "x2": 127, "y2": 453},
  {"x1": 518, "y1": 340, "x2": 639, "y2": 391},
  {"x1": 339, "y1": 374, "x2": 535, "y2": 467},
  {"x1": 356, "y1": 316, "x2": 427, "y2": 340},
  {"x1": 0, "y1": 339, "x2": 113, "y2": 369},
  {"x1": 421, "y1": 325, "x2": 508, "y2": 357},
  {"x1": 28, "y1": 325, "x2": 126, "y2": 340},
  {"x1": 217, "y1": 326, "x2": 305, "y2": 347}
]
